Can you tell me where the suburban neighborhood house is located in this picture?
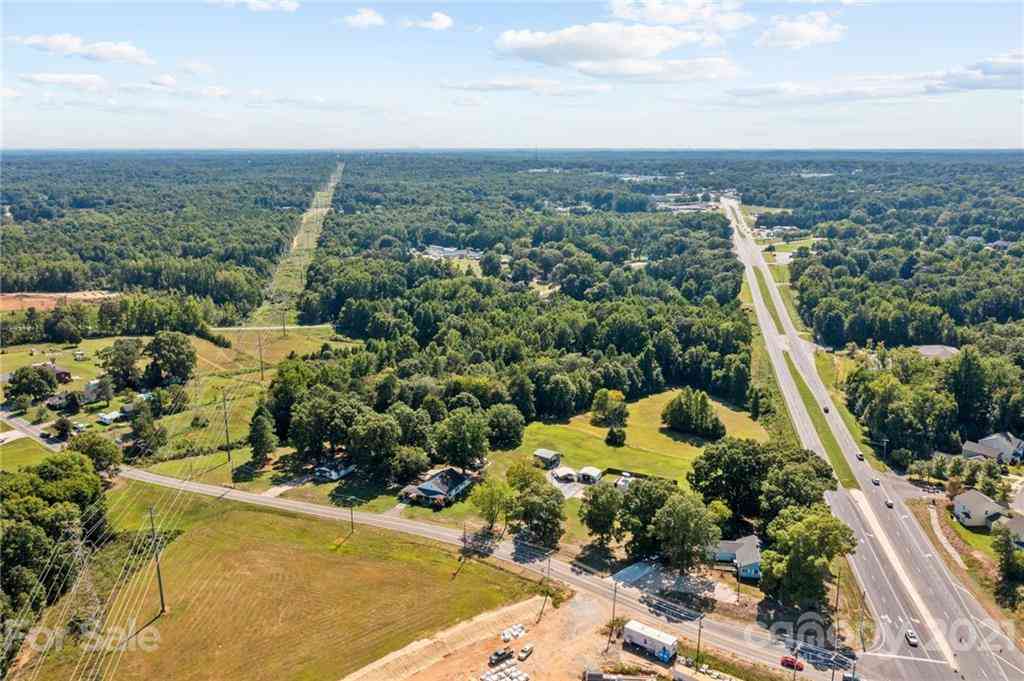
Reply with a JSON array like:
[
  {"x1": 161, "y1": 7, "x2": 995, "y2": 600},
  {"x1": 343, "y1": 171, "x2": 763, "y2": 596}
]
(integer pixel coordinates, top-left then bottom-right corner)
[
  {"x1": 961, "y1": 432, "x2": 1023, "y2": 464},
  {"x1": 400, "y1": 467, "x2": 472, "y2": 508},
  {"x1": 952, "y1": 489, "x2": 1005, "y2": 529},
  {"x1": 712, "y1": 535, "x2": 762, "y2": 580},
  {"x1": 533, "y1": 448, "x2": 561, "y2": 469},
  {"x1": 995, "y1": 516, "x2": 1024, "y2": 550}
]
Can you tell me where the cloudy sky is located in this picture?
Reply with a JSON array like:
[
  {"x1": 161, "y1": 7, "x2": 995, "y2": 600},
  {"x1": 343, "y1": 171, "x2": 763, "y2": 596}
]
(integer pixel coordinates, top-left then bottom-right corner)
[{"x1": 2, "y1": 1, "x2": 1022, "y2": 148}]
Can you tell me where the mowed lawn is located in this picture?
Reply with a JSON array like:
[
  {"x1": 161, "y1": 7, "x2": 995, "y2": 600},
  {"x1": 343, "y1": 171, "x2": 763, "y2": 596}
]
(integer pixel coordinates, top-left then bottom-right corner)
[
  {"x1": 22, "y1": 481, "x2": 538, "y2": 681},
  {"x1": 0, "y1": 437, "x2": 53, "y2": 471},
  {"x1": 403, "y1": 390, "x2": 767, "y2": 529}
]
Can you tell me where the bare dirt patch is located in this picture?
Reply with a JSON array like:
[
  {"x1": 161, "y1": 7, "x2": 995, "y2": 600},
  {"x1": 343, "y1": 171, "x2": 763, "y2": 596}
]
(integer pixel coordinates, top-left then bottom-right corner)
[{"x1": 0, "y1": 290, "x2": 117, "y2": 312}]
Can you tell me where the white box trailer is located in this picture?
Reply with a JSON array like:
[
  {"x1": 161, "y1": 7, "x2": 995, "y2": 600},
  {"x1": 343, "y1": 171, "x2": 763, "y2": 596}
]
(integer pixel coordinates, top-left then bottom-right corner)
[{"x1": 622, "y1": 619, "x2": 677, "y2": 663}]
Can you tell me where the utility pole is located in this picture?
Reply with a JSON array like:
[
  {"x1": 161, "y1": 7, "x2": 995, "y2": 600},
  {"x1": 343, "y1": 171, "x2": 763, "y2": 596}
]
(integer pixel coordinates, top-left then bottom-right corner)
[
  {"x1": 695, "y1": 616, "x2": 704, "y2": 666},
  {"x1": 281, "y1": 309, "x2": 287, "y2": 337},
  {"x1": 830, "y1": 568, "x2": 841, "y2": 681},
  {"x1": 221, "y1": 391, "x2": 233, "y2": 485},
  {"x1": 149, "y1": 506, "x2": 166, "y2": 615},
  {"x1": 605, "y1": 580, "x2": 619, "y2": 651},
  {"x1": 256, "y1": 331, "x2": 265, "y2": 383}
]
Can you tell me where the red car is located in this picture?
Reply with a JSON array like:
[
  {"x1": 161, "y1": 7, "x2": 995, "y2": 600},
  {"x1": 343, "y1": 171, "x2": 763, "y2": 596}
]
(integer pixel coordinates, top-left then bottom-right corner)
[{"x1": 781, "y1": 655, "x2": 805, "y2": 671}]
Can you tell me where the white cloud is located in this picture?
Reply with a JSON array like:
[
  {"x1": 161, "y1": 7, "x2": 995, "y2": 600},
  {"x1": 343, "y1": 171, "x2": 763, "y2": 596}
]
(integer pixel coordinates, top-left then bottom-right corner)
[
  {"x1": 496, "y1": 23, "x2": 704, "y2": 65},
  {"x1": 726, "y1": 50, "x2": 1024, "y2": 106},
  {"x1": 151, "y1": 74, "x2": 177, "y2": 88},
  {"x1": 343, "y1": 8, "x2": 385, "y2": 29},
  {"x1": 494, "y1": 22, "x2": 737, "y2": 82},
  {"x1": 610, "y1": 0, "x2": 755, "y2": 34},
  {"x1": 757, "y1": 11, "x2": 846, "y2": 49},
  {"x1": 182, "y1": 59, "x2": 214, "y2": 77},
  {"x1": 209, "y1": 0, "x2": 299, "y2": 12},
  {"x1": 2, "y1": 87, "x2": 23, "y2": 98},
  {"x1": 8, "y1": 33, "x2": 155, "y2": 65},
  {"x1": 403, "y1": 11, "x2": 453, "y2": 31},
  {"x1": 19, "y1": 72, "x2": 109, "y2": 92},
  {"x1": 246, "y1": 90, "x2": 368, "y2": 111},
  {"x1": 444, "y1": 78, "x2": 612, "y2": 97}
]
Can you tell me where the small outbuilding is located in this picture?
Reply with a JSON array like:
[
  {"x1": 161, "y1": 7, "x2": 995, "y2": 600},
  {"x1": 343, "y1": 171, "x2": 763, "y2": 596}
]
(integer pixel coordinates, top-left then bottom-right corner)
[
  {"x1": 622, "y1": 619, "x2": 677, "y2": 663},
  {"x1": 97, "y1": 411, "x2": 122, "y2": 425},
  {"x1": 551, "y1": 466, "x2": 576, "y2": 483},
  {"x1": 578, "y1": 466, "x2": 602, "y2": 484},
  {"x1": 533, "y1": 448, "x2": 561, "y2": 469}
]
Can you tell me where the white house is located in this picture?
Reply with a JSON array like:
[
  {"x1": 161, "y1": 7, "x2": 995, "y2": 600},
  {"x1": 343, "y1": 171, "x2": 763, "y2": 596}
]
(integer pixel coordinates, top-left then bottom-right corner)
[
  {"x1": 952, "y1": 489, "x2": 1004, "y2": 528},
  {"x1": 97, "y1": 411, "x2": 121, "y2": 425},
  {"x1": 713, "y1": 535, "x2": 762, "y2": 581},
  {"x1": 578, "y1": 466, "x2": 602, "y2": 484}
]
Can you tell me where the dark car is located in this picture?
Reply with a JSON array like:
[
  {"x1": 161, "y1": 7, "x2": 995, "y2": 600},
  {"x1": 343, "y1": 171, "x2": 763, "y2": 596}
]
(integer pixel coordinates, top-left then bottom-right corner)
[
  {"x1": 823, "y1": 406, "x2": 830, "y2": 413},
  {"x1": 489, "y1": 647, "x2": 513, "y2": 666}
]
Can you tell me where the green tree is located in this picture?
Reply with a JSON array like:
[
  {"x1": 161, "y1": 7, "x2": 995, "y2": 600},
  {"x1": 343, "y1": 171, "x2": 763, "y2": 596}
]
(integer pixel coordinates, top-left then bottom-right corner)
[
  {"x1": 480, "y1": 252, "x2": 502, "y2": 278},
  {"x1": 97, "y1": 338, "x2": 143, "y2": 390},
  {"x1": 943, "y1": 346, "x2": 991, "y2": 440},
  {"x1": 387, "y1": 402, "x2": 432, "y2": 449},
  {"x1": 248, "y1": 402, "x2": 278, "y2": 467},
  {"x1": 98, "y1": 374, "x2": 115, "y2": 407},
  {"x1": 347, "y1": 411, "x2": 401, "y2": 476},
  {"x1": 508, "y1": 372, "x2": 536, "y2": 422},
  {"x1": 514, "y1": 484, "x2": 565, "y2": 547},
  {"x1": 760, "y1": 504, "x2": 856, "y2": 606},
  {"x1": 390, "y1": 446, "x2": 430, "y2": 483},
  {"x1": 53, "y1": 416, "x2": 73, "y2": 440},
  {"x1": 605, "y1": 427, "x2": 626, "y2": 447},
  {"x1": 688, "y1": 438, "x2": 771, "y2": 519},
  {"x1": 127, "y1": 402, "x2": 167, "y2": 459},
  {"x1": 6, "y1": 366, "x2": 57, "y2": 401},
  {"x1": 67, "y1": 431, "x2": 123, "y2": 475},
  {"x1": 661, "y1": 387, "x2": 725, "y2": 440},
  {"x1": 144, "y1": 331, "x2": 197, "y2": 386},
  {"x1": 486, "y1": 404, "x2": 525, "y2": 449},
  {"x1": 759, "y1": 462, "x2": 830, "y2": 523},
  {"x1": 579, "y1": 481, "x2": 623, "y2": 546},
  {"x1": 507, "y1": 459, "x2": 547, "y2": 493},
  {"x1": 654, "y1": 491, "x2": 722, "y2": 572},
  {"x1": 433, "y1": 407, "x2": 489, "y2": 471},
  {"x1": 470, "y1": 478, "x2": 514, "y2": 529},
  {"x1": 619, "y1": 477, "x2": 675, "y2": 558}
]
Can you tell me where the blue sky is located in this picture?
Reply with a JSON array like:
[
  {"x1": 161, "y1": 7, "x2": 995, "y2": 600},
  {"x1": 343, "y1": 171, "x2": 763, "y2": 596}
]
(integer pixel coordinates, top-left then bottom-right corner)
[{"x1": 2, "y1": 1, "x2": 1021, "y2": 148}]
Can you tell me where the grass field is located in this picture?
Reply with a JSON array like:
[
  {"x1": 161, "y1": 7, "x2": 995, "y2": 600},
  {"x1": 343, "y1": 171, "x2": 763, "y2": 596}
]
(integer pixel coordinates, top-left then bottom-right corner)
[
  {"x1": 400, "y1": 390, "x2": 766, "y2": 536},
  {"x1": 19, "y1": 480, "x2": 539, "y2": 681},
  {"x1": 784, "y1": 353, "x2": 858, "y2": 489},
  {"x1": 753, "y1": 267, "x2": 784, "y2": 335},
  {"x1": 769, "y1": 263, "x2": 790, "y2": 283},
  {"x1": 775, "y1": 284, "x2": 810, "y2": 337},
  {"x1": 773, "y1": 237, "x2": 819, "y2": 253},
  {"x1": 0, "y1": 437, "x2": 53, "y2": 471},
  {"x1": 0, "y1": 421, "x2": 11, "y2": 433},
  {"x1": 248, "y1": 165, "x2": 343, "y2": 326}
]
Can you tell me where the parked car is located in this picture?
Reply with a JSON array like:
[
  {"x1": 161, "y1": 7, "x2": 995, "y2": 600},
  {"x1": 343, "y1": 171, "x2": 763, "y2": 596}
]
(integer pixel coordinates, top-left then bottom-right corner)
[
  {"x1": 489, "y1": 647, "x2": 513, "y2": 666},
  {"x1": 885, "y1": 499, "x2": 894, "y2": 508},
  {"x1": 517, "y1": 644, "x2": 534, "y2": 661},
  {"x1": 780, "y1": 655, "x2": 805, "y2": 671},
  {"x1": 905, "y1": 630, "x2": 919, "y2": 647}
]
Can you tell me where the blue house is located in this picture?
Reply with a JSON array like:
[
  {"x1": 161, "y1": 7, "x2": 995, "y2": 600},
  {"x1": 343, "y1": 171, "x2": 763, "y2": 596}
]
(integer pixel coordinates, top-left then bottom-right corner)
[{"x1": 713, "y1": 535, "x2": 762, "y2": 581}]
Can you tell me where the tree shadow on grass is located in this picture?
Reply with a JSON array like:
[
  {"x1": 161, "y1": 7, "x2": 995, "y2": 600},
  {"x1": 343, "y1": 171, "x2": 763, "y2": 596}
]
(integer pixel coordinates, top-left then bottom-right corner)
[
  {"x1": 327, "y1": 475, "x2": 399, "y2": 508},
  {"x1": 656, "y1": 426, "x2": 709, "y2": 449},
  {"x1": 573, "y1": 542, "x2": 633, "y2": 575}
]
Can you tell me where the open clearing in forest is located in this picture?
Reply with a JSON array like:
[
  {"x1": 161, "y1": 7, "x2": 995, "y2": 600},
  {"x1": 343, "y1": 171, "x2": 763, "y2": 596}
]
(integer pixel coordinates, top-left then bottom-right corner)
[
  {"x1": 16, "y1": 481, "x2": 539, "y2": 681},
  {"x1": 247, "y1": 162, "x2": 344, "y2": 326}
]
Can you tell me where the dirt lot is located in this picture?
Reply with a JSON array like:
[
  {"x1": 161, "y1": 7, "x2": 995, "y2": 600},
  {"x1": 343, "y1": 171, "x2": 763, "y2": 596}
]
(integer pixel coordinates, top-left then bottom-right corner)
[
  {"x1": 0, "y1": 290, "x2": 117, "y2": 312},
  {"x1": 343, "y1": 593, "x2": 612, "y2": 681}
]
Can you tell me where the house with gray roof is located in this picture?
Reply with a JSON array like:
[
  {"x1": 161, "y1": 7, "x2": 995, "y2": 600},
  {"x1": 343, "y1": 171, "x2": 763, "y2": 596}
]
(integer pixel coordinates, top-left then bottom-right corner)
[
  {"x1": 952, "y1": 489, "x2": 1004, "y2": 529},
  {"x1": 962, "y1": 432, "x2": 1023, "y2": 464},
  {"x1": 712, "y1": 535, "x2": 762, "y2": 580},
  {"x1": 995, "y1": 516, "x2": 1024, "y2": 550}
]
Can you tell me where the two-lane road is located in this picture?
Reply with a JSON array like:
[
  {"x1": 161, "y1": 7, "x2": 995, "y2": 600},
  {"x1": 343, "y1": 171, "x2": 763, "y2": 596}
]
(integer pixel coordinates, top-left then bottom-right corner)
[{"x1": 724, "y1": 198, "x2": 1024, "y2": 681}]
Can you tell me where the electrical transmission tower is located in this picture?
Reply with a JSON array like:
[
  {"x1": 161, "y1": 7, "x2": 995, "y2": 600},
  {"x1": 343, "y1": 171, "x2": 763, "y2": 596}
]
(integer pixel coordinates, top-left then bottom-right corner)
[{"x1": 68, "y1": 524, "x2": 102, "y2": 635}]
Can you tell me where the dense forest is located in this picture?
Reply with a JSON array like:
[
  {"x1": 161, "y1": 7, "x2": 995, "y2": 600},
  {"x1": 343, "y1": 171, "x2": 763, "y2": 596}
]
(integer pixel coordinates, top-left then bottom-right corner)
[{"x1": 1, "y1": 152, "x2": 337, "y2": 320}]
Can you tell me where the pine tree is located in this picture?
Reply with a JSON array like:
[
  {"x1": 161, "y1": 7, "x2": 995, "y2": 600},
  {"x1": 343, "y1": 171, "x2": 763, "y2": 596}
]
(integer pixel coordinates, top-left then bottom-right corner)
[{"x1": 248, "y1": 401, "x2": 278, "y2": 467}]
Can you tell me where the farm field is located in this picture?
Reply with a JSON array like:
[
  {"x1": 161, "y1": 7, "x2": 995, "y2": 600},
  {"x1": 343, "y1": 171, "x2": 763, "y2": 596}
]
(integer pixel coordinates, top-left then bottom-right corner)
[
  {"x1": 0, "y1": 436, "x2": 53, "y2": 471},
  {"x1": 16, "y1": 481, "x2": 539, "y2": 681}
]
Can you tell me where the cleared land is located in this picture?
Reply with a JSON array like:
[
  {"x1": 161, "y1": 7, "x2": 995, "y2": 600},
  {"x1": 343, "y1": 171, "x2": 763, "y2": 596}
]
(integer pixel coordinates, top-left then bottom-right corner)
[
  {"x1": 248, "y1": 163, "x2": 344, "y2": 326},
  {"x1": 0, "y1": 290, "x2": 117, "y2": 313},
  {"x1": 752, "y1": 268, "x2": 784, "y2": 335},
  {"x1": 16, "y1": 480, "x2": 539, "y2": 681},
  {"x1": 0, "y1": 436, "x2": 52, "y2": 471}
]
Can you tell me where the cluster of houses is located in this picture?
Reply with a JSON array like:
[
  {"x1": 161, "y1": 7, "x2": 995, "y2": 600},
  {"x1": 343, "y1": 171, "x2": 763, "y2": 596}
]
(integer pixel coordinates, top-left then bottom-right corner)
[
  {"x1": 0, "y1": 360, "x2": 73, "y2": 387},
  {"x1": 753, "y1": 225, "x2": 802, "y2": 240}
]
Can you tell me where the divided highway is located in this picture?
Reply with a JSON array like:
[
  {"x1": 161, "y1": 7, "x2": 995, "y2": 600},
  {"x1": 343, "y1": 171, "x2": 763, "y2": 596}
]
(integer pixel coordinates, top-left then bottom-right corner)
[{"x1": 724, "y1": 199, "x2": 1024, "y2": 681}]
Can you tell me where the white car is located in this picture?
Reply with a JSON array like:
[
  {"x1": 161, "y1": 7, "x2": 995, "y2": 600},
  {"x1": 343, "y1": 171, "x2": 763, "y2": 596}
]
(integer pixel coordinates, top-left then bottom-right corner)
[
  {"x1": 905, "y1": 630, "x2": 919, "y2": 647},
  {"x1": 518, "y1": 644, "x2": 534, "y2": 661}
]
